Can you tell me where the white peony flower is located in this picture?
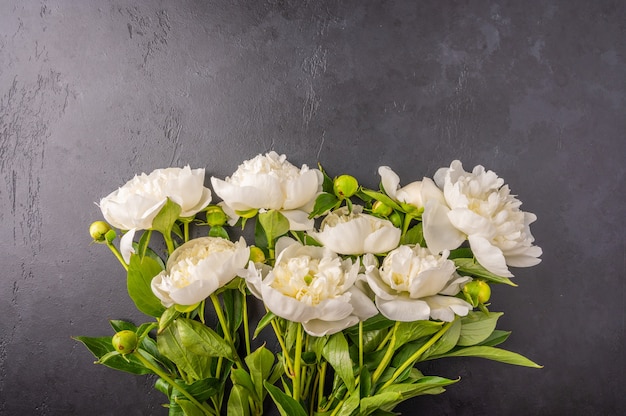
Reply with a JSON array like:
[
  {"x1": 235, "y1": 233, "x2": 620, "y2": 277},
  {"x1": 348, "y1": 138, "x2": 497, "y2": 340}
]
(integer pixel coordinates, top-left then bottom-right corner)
[
  {"x1": 308, "y1": 205, "x2": 401, "y2": 255},
  {"x1": 99, "y1": 166, "x2": 212, "y2": 262},
  {"x1": 378, "y1": 166, "x2": 447, "y2": 210},
  {"x1": 243, "y1": 237, "x2": 378, "y2": 336},
  {"x1": 100, "y1": 166, "x2": 212, "y2": 230},
  {"x1": 151, "y1": 237, "x2": 250, "y2": 307},
  {"x1": 363, "y1": 245, "x2": 472, "y2": 322},
  {"x1": 423, "y1": 160, "x2": 542, "y2": 277},
  {"x1": 210, "y1": 152, "x2": 322, "y2": 231}
]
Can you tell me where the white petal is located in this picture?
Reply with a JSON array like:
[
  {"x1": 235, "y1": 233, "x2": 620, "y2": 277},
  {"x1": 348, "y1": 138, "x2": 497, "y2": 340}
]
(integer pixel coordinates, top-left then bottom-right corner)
[
  {"x1": 422, "y1": 200, "x2": 465, "y2": 254},
  {"x1": 424, "y1": 295, "x2": 472, "y2": 321},
  {"x1": 303, "y1": 316, "x2": 359, "y2": 337},
  {"x1": 363, "y1": 223, "x2": 401, "y2": 254},
  {"x1": 281, "y1": 209, "x2": 315, "y2": 231},
  {"x1": 376, "y1": 296, "x2": 430, "y2": 322},
  {"x1": 120, "y1": 228, "x2": 137, "y2": 264},
  {"x1": 448, "y1": 208, "x2": 495, "y2": 237},
  {"x1": 282, "y1": 170, "x2": 321, "y2": 210},
  {"x1": 347, "y1": 286, "x2": 378, "y2": 320},
  {"x1": 378, "y1": 166, "x2": 400, "y2": 200},
  {"x1": 468, "y1": 235, "x2": 513, "y2": 277}
]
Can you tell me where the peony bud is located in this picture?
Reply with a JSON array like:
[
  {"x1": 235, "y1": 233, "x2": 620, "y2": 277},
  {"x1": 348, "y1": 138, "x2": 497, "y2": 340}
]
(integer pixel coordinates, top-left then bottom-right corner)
[
  {"x1": 388, "y1": 211, "x2": 403, "y2": 228},
  {"x1": 112, "y1": 330, "x2": 138, "y2": 355},
  {"x1": 372, "y1": 201, "x2": 393, "y2": 217},
  {"x1": 89, "y1": 221, "x2": 111, "y2": 242},
  {"x1": 249, "y1": 246, "x2": 266, "y2": 263},
  {"x1": 205, "y1": 205, "x2": 228, "y2": 227},
  {"x1": 463, "y1": 280, "x2": 491, "y2": 306},
  {"x1": 333, "y1": 175, "x2": 359, "y2": 199}
]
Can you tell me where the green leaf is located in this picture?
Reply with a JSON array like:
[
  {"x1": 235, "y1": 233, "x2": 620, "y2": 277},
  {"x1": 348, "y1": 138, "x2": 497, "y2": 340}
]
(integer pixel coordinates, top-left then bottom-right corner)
[
  {"x1": 158, "y1": 306, "x2": 181, "y2": 334},
  {"x1": 73, "y1": 335, "x2": 153, "y2": 375},
  {"x1": 109, "y1": 319, "x2": 137, "y2": 332},
  {"x1": 227, "y1": 384, "x2": 252, "y2": 416},
  {"x1": 430, "y1": 346, "x2": 543, "y2": 368},
  {"x1": 136, "y1": 229, "x2": 152, "y2": 259},
  {"x1": 360, "y1": 392, "x2": 401, "y2": 415},
  {"x1": 151, "y1": 198, "x2": 182, "y2": 237},
  {"x1": 453, "y1": 258, "x2": 517, "y2": 286},
  {"x1": 175, "y1": 399, "x2": 205, "y2": 416},
  {"x1": 258, "y1": 210, "x2": 290, "y2": 246},
  {"x1": 478, "y1": 329, "x2": 511, "y2": 347},
  {"x1": 231, "y1": 368, "x2": 258, "y2": 401},
  {"x1": 401, "y1": 223, "x2": 424, "y2": 246},
  {"x1": 381, "y1": 376, "x2": 459, "y2": 400},
  {"x1": 208, "y1": 225, "x2": 229, "y2": 239},
  {"x1": 157, "y1": 327, "x2": 209, "y2": 381},
  {"x1": 176, "y1": 318, "x2": 235, "y2": 361},
  {"x1": 421, "y1": 319, "x2": 461, "y2": 360},
  {"x1": 322, "y1": 332, "x2": 356, "y2": 391},
  {"x1": 458, "y1": 311, "x2": 504, "y2": 346},
  {"x1": 335, "y1": 392, "x2": 360, "y2": 416},
  {"x1": 394, "y1": 321, "x2": 444, "y2": 349},
  {"x1": 309, "y1": 192, "x2": 340, "y2": 218},
  {"x1": 244, "y1": 345, "x2": 275, "y2": 402},
  {"x1": 223, "y1": 289, "x2": 244, "y2": 333},
  {"x1": 127, "y1": 254, "x2": 166, "y2": 317},
  {"x1": 318, "y1": 163, "x2": 335, "y2": 194},
  {"x1": 254, "y1": 311, "x2": 277, "y2": 339},
  {"x1": 263, "y1": 381, "x2": 308, "y2": 416},
  {"x1": 359, "y1": 189, "x2": 402, "y2": 211}
]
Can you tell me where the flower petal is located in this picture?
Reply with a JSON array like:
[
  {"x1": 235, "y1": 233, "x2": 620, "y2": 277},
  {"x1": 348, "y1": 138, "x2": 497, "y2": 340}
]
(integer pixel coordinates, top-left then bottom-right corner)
[
  {"x1": 468, "y1": 235, "x2": 513, "y2": 277},
  {"x1": 120, "y1": 228, "x2": 137, "y2": 264},
  {"x1": 378, "y1": 166, "x2": 400, "y2": 200},
  {"x1": 376, "y1": 296, "x2": 430, "y2": 322},
  {"x1": 303, "y1": 316, "x2": 359, "y2": 337},
  {"x1": 422, "y1": 200, "x2": 465, "y2": 254}
]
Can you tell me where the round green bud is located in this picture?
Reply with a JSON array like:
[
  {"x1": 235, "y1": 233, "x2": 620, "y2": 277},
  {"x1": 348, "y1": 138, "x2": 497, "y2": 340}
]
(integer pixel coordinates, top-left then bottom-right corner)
[
  {"x1": 388, "y1": 211, "x2": 403, "y2": 228},
  {"x1": 333, "y1": 175, "x2": 359, "y2": 199},
  {"x1": 463, "y1": 280, "x2": 491, "y2": 305},
  {"x1": 249, "y1": 246, "x2": 266, "y2": 263},
  {"x1": 372, "y1": 201, "x2": 393, "y2": 217},
  {"x1": 112, "y1": 330, "x2": 138, "y2": 355},
  {"x1": 235, "y1": 208, "x2": 259, "y2": 219},
  {"x1": 89, "y1": 221, "x2": 111, "y2": 242},
  {"x1": 205, "y1": 205, "x2": 228, "y2": 227}
]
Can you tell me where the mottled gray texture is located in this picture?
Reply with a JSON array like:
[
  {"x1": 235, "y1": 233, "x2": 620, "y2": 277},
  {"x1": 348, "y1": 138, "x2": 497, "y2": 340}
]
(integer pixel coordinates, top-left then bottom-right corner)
[{"x1": 1, "y1": 0, "x2": 624, "y2": 414}]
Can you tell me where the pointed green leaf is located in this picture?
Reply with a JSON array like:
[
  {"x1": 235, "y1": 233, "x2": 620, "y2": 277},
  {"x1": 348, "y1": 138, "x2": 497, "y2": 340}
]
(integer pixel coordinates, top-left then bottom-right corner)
[
  {"x1": 430, "y1": 346, "x2": 542, "y2": 368},
  {"x1": 309, "y1": 192, "x2": 340, "y2": 218},
  {"x1": 176, "y1": 318, "x2": 234, "y2": 360},
  {"x1": 227, "y1": 384, "x2": 252, "y2": 416},
  {"x1": 127, "y1": 254, "x2": 166, "y2": 317},
  {"x1": 421, "y1": 318, "x2": 461, "y2": 360},
  {"x1": 245, "y1": 345, "x2": 275, "y2": 402},
  {"x1": 263, "y1": 381, "x2": 308, "y2": 416},
  {"x1": 175, "y1": 399, "x2": 205, "y2": 416},
  {"x1": 478, "y1": 330, "x2": 511, "y2": 347},
  {"x1": 360, "y1": 392, "x2": 402, "y2": 415},
  {"x1": 254, "y1": 311, "x2": 277, "y2": 339},
  {"x1": 453, "y1": 258, "x2": 517, "y2": 286},
  {"x1": 231, "y1": 368, "x2": 258, "y2": 401},
  {"x1": 458, "y1": 311, "x2": 504, "y2": 346},
  {"x1": 258, "y1": 210, "x2": 290, "y2": 246},
  {"x1": 394, "y1": 321, "x2": 444, "y2": 349},
  {"x1": 322, "y1": 332, "x2": 355, "y2": 391},
  {"x1": 151, "y1": 198, "x2": 182, "y2": 237},
  {"x1": 73, "y1": 336, "x2": 153, "y2": 375},
  {"x1": 360, "y1": 189, "x2": 402, "y2": 211},
  {"x1": 401, "y1": 223, "x2": 424, "y2": 246}
]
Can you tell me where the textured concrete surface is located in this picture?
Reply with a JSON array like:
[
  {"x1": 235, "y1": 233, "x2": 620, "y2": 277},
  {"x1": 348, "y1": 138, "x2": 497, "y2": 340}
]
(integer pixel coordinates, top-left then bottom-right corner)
[{"x1": 1, "y1": 0, "x2": 624, "y2": 414}]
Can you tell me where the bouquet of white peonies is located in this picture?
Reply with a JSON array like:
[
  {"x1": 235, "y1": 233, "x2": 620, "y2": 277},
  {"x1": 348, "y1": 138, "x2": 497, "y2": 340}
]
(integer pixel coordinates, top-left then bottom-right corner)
[{"x1": 76, "y1": 152, "x2": 542, "y2": 416}]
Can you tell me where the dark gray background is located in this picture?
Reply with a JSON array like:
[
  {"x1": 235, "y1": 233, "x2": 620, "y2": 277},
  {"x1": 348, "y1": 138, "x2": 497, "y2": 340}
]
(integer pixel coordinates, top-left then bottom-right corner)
[{"x1": 1, "y1": 0, "x2": 624, "y2": 415}]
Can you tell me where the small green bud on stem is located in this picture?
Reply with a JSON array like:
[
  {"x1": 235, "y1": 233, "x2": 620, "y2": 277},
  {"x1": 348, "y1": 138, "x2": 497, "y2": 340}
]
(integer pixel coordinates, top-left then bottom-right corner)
[
  {"x1": 463, "y1": 280, "x2": 491, "y2": 306},
  {"x1": 89, "y1": 221, "x2": 111, "y2": 242},
  {"x1": 249, "y1": 246, "x2": 266, "y2": 263},
  {"x1": 388, "y1": 211, "x2": 403, "y2": 228},
  {"x1": 205, "y1": 205, "x2": 228, "y2": 227},
  {"x1": 372, "y1": 201, "x2": 393, "y2": 217},
  {"x1": 333, "y1": 175, "x2": 359, "y2": 199},
  {"x1": 112, "y1": 330, "x2": 138, "y2": 355}
]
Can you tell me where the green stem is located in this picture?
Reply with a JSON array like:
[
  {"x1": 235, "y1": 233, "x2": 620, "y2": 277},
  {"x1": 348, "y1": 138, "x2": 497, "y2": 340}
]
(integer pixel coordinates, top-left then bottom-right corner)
[
  {"x1": 134, "y1": 350, "x2": 215, "y2": 416},
  {"x1": 271, "y1": 319, "x2": 294, "y2": 376},
  {"x1": 317, "y1": 361, "x2": 327, "y2": 410},
  {"x1": 375, "y1": 328, "x2": 394, "y2": 352},
  {"x1": 242, "y1": 294, "x2": 251, "y2": 357},
  {"x1": 184, "y1": 222, "x2": 190, "y2": 243},
  {"x1": 209, "y1": 293, "x2": 243, "y2": 368},
  {"x1": 401, "y1": 213, "x2": 412, "y2": 239},
  {"x1": 106, "y1": 240, "x2": 128, "y2": 271},
  {"x1": 164, "y1": 233, "x2": 175, "y2": 255},
  {"x1": 358, "y1": 321, "x2": 364, "y2": 370},
  {"x1": 381, "y1": 320, "x2": 455, "y2": 390},
  {"x1": 293, "y1": 324, "x2": 304, "y2": 401},
  {"x1": 371, "y1": 322, "x2": 400, "y2": 383}
]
